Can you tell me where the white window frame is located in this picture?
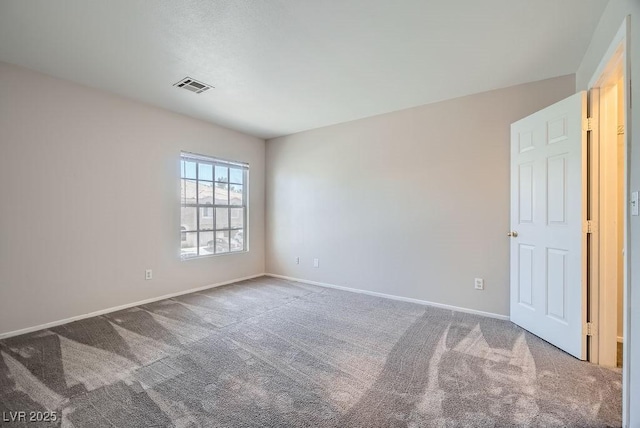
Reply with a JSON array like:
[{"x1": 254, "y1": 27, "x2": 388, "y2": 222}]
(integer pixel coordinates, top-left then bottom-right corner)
[{"x1": 180, "y1": 152, "x2": 248, "y2": 260}]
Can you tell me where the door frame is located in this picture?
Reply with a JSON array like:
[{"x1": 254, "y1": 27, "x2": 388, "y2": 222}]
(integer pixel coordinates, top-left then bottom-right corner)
[
  {"x1": 587, "y1": 16, "x2": 631, "y2": 426},
  {"x1": 590, "y1": 46, "x2": 624, "y2": 367}
]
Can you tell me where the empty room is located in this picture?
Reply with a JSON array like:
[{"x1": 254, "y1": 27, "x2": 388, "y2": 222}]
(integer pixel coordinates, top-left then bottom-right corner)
[{"x1": 1, "y1": 0, "x2": 639, "y2": 427}]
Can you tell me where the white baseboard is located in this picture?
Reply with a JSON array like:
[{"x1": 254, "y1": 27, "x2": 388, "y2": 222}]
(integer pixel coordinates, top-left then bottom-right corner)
[
  {"x1": 266, "y1": 273, "x2": 510, "y2": 321},
  {"x1": 0, "y1": 273, "x2": 267, "y2": 340}
]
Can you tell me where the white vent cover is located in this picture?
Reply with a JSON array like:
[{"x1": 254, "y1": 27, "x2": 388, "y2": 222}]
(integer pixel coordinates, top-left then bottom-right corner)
[{"x1": 173, "y1": 77, "x2": 213, "y2": 94}]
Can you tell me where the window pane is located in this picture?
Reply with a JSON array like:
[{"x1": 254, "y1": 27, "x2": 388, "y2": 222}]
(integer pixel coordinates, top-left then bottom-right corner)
[
  {"x1": 181, "y1": 206, "x2": 197, "y2": 231},
  {"x1": 181, "y1": 232, "x2": 198, "y2": 259},
  {"x1": 230, "y1": 208, "x2": 243, "y2": 229},
  {"x1": 229, "y1": 184, "x2": 243, "y2": 205},
  {"x1": 183, "y1": 180, "x2": 197, "y2": 204},
  {"x1": 216, "y1": 208, "x2": 229, "y2": 229},
  {"x1": 198, "y1": 163, "x2": 213, "y2": 181},
  {"x1": 215, "y1": 166, "x2": 228, "y2": 183},
  {"x1": 215, "y1": 183, "x2": 229, "y2": 205},
  {"x1": 183, "y1": 160, "x2": 197, "y2": 179},
  {"x1": 231, "y1": 229, "x2": 244, "y2": 252},
  {"x1": 215, "y1": 230, "x2": 230, "y2": 254},
  {"x1": 198, "y1": 182, "x2": 214, "y2": 205},
  {"x1": 199, "y1": 206, "x2": 214, "y2": 230},
  {"x1": 229, "y1": 168, "x2": 243, "y2": 184},
  {"x1": 200, "y1": 231, "x2": 214, "y2": 256}
]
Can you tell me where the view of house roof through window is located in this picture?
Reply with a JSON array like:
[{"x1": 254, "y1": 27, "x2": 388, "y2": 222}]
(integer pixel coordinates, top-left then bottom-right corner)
[{"x1": 180, "y1": 152, "x2": 248, "y2": 260}]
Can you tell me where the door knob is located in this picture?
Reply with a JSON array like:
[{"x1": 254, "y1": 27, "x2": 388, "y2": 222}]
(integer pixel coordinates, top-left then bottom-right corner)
[{"x1": 508, "y1": 231, "x2": 518, "y2": 237}]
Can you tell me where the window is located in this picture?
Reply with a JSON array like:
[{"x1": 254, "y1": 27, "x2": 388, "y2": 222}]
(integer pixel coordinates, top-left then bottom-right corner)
[{"x1": 180, "y1": 152, "x2": 248, "y2": 259}]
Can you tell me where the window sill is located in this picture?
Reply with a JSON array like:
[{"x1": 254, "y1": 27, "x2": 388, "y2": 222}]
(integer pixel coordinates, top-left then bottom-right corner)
[{"x1": 180, "y1": 249, "x2": 248, "y2": 261}]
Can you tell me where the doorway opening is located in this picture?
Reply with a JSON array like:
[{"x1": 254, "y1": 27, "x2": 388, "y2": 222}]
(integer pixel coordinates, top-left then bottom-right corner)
[{"x1": 587, "y1": 20, "x2": 629, "y2": 375}]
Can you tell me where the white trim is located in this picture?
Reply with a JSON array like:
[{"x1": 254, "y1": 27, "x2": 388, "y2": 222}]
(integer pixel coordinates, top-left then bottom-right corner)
[
  {"x1": 267, "y1": 273, "x2": 510, "y2": 321},
  {"x1": 595, "y1": 68, "x2": 623, "y2": 367},
  {"x1": 621, "y1": 16, "x2": 632, "y2": 428},
  {"x1": 0, "y1": 273, "x2": 266, "y2": 340},
  {"x1": 588, "y1": 21, "x2": 627, "y2": 89}
]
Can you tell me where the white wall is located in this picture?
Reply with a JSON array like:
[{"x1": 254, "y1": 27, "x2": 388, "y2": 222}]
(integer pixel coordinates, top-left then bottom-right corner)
[
  {"x1": 266, "y1": 75, "x2": 575, "y2": 317},
  {"x1": 0, "y1": 62, "x2": 265, "y2": 336},
  {"x1": 575, "y1": 2, "x2": 640, "y2": 426}
]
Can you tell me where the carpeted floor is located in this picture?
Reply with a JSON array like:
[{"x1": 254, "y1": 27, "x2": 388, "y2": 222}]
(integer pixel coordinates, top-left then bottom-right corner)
[{"x1": 0, "y1": 276, "x2": 622, "y2": 427}]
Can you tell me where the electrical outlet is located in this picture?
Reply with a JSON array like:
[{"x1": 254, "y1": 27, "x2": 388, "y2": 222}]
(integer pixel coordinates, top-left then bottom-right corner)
[
  {"x1": 313, "y1": 258, "x2": 319, "y2": 268},
  {"x1": 145, "y1": 269, "x2": 153, "y2": 280},
  {"x1": 474, "y1": 278, "x2": 484, "y2": 290},
  {"x1": 295, "y1": 257, "x2": 300, "y2": 265}
]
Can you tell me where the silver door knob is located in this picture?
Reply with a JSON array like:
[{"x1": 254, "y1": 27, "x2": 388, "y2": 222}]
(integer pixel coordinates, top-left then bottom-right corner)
[{"x1": 508, "y1": 231, "x2": 518, "y2": 237}]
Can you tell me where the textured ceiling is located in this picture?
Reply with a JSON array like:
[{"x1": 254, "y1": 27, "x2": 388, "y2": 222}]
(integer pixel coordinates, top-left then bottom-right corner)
[{"x1": 0, "y1": 0, "x2": 609, "y2": 139}]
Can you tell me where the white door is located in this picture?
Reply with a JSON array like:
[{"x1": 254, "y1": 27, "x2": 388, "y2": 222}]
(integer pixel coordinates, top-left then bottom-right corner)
[{"x1": 510, "y1": 91, "x2": 587, "y2": 360}]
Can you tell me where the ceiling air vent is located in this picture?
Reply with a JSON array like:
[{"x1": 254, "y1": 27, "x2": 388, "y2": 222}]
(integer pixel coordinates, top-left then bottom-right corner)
[{"x1": 173, "y1": 77, "x2": 213, "y2": 94}]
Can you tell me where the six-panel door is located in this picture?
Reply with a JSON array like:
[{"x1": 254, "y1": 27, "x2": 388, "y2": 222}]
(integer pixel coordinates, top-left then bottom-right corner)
[{"x1": 510, "y1": 91, "x2": 587, "y2": 360}]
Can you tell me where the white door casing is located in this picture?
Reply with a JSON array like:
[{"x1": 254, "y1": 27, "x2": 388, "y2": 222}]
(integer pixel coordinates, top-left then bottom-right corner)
[{"x1": 510, "y1": 91, "x2": 587, "y2": 360}]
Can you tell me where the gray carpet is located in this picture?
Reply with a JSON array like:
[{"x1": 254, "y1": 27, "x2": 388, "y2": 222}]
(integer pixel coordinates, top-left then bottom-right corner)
[{"x1": 0, "y1": 276, "x2": 621, "y2": 427}]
